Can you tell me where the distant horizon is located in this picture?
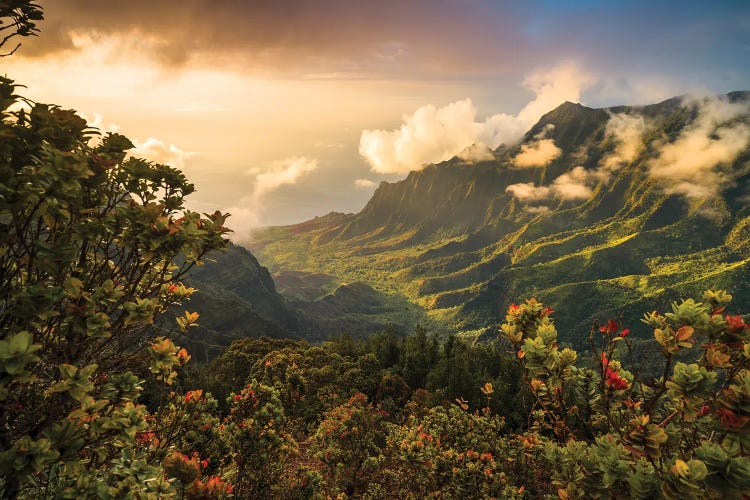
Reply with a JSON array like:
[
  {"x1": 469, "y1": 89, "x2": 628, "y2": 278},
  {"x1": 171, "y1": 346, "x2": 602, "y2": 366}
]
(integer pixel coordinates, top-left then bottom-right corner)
[{"x1": 5, "y1": 0, "x2": 749, "y2": 237}]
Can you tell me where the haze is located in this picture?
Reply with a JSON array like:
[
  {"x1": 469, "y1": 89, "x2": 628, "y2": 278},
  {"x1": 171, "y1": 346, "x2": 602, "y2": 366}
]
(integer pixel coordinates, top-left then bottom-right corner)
[{"x1": 5, "y1": 0, "x2": 749, "y2": 241}]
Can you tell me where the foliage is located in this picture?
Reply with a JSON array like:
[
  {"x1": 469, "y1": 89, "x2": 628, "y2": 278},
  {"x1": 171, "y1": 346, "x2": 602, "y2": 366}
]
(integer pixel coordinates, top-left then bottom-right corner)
[
  {"x1": 220, "y1": 380, "x2": 297, "y2": 498},
  {"x1": 0, "y1": 76, "x2": 230, "y2": 497},
  {"x1": 500, "y1": 291, "x2": 750, "y2": 499},
  {"x1": 0, "y1": 0, "x2": 43, "y2": 56},
  {"x1": 309, "y1": 392, "x2": 386, "y2": 496},
  {"x1": 386, "y1": 405, "x2": 525, "y2": 498},
  {"x1": 4, "y1": 6, "x2": 749, "y2": 497}
]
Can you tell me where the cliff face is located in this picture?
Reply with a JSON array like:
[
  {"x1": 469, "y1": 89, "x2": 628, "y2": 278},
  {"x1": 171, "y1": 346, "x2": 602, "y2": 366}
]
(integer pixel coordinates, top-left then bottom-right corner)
[{"x1": 240, "y1": 92, "x2": 750, "y2": 345}]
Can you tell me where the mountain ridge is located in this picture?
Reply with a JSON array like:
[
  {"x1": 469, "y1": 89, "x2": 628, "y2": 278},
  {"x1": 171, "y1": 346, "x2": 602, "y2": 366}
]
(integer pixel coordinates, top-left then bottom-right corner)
[{"x1": 241, "y1": 91, "x2": 750, "y2": 345}]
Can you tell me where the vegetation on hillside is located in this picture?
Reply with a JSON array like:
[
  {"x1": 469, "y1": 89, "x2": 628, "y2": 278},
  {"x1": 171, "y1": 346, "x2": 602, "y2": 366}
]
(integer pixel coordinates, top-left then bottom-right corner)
[
  {"x1": 0, "y1": 74, "x2": 230, "y2": 496},
  {"x1": 2, "y1": 3, "x2": 749, "y2": 498},
  {"x1": 248, "y1": 95, "x2": 750, "y2": 346}
]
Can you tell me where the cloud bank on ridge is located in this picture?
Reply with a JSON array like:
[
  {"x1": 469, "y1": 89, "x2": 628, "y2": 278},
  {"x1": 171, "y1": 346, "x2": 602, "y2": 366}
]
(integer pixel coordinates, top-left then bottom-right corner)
[{"x1": 359, "y1": 62, "x2": 594, "y2": 175}]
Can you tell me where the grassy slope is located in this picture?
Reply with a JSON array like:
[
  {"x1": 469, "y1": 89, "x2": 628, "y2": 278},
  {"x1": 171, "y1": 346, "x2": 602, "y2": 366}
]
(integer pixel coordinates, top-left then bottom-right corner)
[{"x1": 247, "y1": 95, "x2": 750, "y2": 346}]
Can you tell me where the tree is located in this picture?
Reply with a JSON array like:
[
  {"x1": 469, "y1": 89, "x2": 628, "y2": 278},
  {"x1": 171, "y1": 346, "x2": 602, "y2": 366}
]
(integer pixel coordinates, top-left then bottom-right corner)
[
  {"x1": 500, "y1": 292, "x2": 750, "y2": 498},
  {"x1": 0, "y1": 76, "x2": 230, "y2": 496},
  {"x1": 0, "y1": 1, "x2": 43, "y2": 57}
]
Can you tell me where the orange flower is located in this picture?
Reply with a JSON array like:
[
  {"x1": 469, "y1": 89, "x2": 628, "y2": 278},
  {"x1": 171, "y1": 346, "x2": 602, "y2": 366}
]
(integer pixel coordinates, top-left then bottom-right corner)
[
  {"x1": 716, "y1": 408, "x2": 749, "y2": 430},
  {"x1": 185, "y1": 390, "x2": 203, "y2": 403},
  {"x1": 176, "y1": 348, "x2": 191, "y2": 364},
  {"x1": 604, "y1": 367, "x2": 629, "y2": 390},
  {"x1": 599, "y1": 319, "x2": 618, "y2": 335},
  {"x1": 726, "y1": 315, "x2": 747, "y2": 333},
  {"x1": 136, "y1": 431, "x2": 156, "y2": 445}
]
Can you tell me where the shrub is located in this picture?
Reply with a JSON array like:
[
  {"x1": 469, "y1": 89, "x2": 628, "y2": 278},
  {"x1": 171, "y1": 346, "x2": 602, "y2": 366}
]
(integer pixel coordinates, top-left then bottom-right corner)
[
  {"x1": 0, "y1": 77, "x2": 229, "y2": 497},
  {"x1": 309, "y1": 392, "x2": 386, "y2": 496},
  {"x1": 500, "y1": 291, "x2": 750, "y2": 499}
]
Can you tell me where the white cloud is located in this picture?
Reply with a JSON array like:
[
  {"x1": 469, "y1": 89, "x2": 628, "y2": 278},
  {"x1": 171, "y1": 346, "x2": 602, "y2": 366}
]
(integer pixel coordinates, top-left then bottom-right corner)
[
  {"x1": 649, "y1": 95, "x2": 750, "y2": 198},
  {"x1": 505, "y1": 182, "x2": 551, "y2": 201},
  {"x1": 506, "y1": 109, "x2": 651, "y2": 206},
  {"x1": 251, "y1": 156, "x2": 319, "y2": 198},
  {"x1": 457, "y1": 143, "x2": 495, "y2": 162},
  {"x1": 359, "y1": 61, "x2": 595, "y2": 174},
  {"x1": 512, "y1": 125, "x2": 561, "y2": 167},
  {"x1": 130, "y1": 137, "x2": 194, "y2": 170},
  {"x1": 601, "y1": 112, "x2": 649, "y2": 174},
  {"x1": 80, "y1": 112, "x2": 120, "y2": 135},
  {"x1": 358, "y1": 98, "x2": 482, "y2": 174},
  {"x1": 354, "y1": 178, "x2": 377, "y2": 189},
  {"x1": 551, "y1": 166, "x2": 595, "y2": 200},
  {"x1": 506, "y1": 166, "x2": 595, "y2": 203},
  {"x1": 225, "y1": 157, "x2": 319, "y2": 241},
  {"x1": 526, "y1": 205, "x2": 551, "y2": 215}
]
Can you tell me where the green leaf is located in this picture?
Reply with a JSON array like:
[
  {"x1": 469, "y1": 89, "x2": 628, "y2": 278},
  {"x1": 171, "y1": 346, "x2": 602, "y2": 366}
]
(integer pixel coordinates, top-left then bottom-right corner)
[{"x1": 63, "y1": 277, "x2": 84, "y2": 298}]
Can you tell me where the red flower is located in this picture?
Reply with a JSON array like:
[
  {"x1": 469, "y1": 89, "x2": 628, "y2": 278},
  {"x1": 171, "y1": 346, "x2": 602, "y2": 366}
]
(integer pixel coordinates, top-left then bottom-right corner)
[
  {"x1": 185, "y1": 390, "x2": 203, "y2": 403},
  {"x1": 726, "y1": 315, "x2": 747, "y2": 333},
  {"x1": 233, "y1": 394, "x2": 242, "y2": 401},
  {"x1": 620, "y1": 328, "x2": 630, "y2": 337},
  {"x1": 605, "y1": 367, "x2": 629, "y2": 390},
  {"x1": 541, "y1": 307, "x2": 554, "y2": 317},
  {"x1": 176, "y1": 348, "x2": 191, "y2": 364},
  {"x1": 716, "y1": 408, "x2": 749, "y2": 429},
  {"x1": 599, "y1": 319, "x2": 619, "y2": 335},
  {"x1": 167, "y1": 284, "x2": 178, "y2": 294},
  {"x1": 136, "y1": 431, "x2": 156, "y2": 445}
]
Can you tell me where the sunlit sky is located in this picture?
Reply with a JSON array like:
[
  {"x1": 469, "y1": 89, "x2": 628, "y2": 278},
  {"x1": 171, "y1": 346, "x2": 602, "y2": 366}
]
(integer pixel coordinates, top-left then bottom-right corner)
[{"x1": 4, "y1": 0, "x2": 750, "y2": 239}]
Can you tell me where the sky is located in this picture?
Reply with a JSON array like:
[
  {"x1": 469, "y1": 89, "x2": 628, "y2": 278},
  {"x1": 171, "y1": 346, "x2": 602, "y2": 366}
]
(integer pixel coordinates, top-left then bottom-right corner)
[{"x1": 4, "y1": 0, "x2": 750, "y2": 240}]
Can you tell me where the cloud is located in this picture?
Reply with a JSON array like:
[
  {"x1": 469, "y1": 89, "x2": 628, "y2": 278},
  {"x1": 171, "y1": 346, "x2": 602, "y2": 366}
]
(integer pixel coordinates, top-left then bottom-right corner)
[
  {"x1": 130, "y1": 137, "x2": 194, "y2": 169},
  {"x1": 649, "y1": 95, "x2": 750, "y2": 198},
  {"x1": 551, "y1": 166, "x2": 595, "y2": 200},
  {"x1": 507, "y1": 109, "x2": 651, "y2": 205},
  {"x1": 512, "y1": 125, "x2": 561, "y2": 167},
  {"x1": 505, "y1": 182, "x2": 551, "y2": 201},
  {"x1": 601, "y1": 112, "x2": 649, "y2": 173},
  {"x1": 354, "y1": 178, "x2": 377, "y2": 189},
  {"x1": 20, "y1": 0, "x2": 530, "y2": 78},
  {"x1": 506, "y1": 166, "x2": 595, "y2": 203},
  {"x1": 225, "y1": 157, "x2": 319, "y2": 241},
  {"x1": 359, "y1": 99, "x2": 483, "y2": 174},
  {"x1": 526, "y1": 205, "x2": 551, "y2": 215},
  {"x1": 80, "y1": 112, "x2": 120, "y2": 134},
  {"x1": 359, "y1": 62, "x2": 595, "y2": 174},
  {"x1": 457, "y1": 143, "x2": 495, "y2": 163},
  {"x1": 251, "y1": 156, "x2": 319, "y2": 198}
]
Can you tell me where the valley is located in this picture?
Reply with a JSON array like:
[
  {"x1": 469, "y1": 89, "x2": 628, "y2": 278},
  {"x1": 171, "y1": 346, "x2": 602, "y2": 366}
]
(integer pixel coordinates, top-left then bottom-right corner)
[{"x1": 235, "y1": 94, "x2": 750, "y2": 347}]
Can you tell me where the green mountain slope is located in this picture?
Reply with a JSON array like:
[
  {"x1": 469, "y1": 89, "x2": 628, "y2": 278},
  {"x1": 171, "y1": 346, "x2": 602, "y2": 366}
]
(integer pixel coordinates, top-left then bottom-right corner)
[
  {"x1": 182, "y1": 243, "x2": 422, "y2": 353},
  {"x1": 247, "y1": 92, "x2": 750, "y2": 346},
  {"x1": 179, "y1": 243, "x2": 300, "y2": 359}
]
